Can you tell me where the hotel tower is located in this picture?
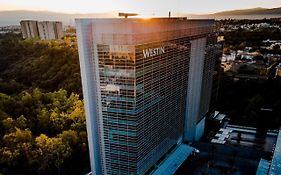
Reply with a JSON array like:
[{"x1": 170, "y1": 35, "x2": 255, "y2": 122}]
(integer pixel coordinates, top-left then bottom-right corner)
[{"x1": 76, "y1": 18, "x2": 221, "y2": 175}]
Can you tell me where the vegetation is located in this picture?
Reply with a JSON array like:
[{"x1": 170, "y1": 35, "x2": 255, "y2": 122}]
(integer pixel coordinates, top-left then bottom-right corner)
[
  {"x1": 220, "y1": 19, "x2": 281, "y2": 26},
  {"x1": 217, "y1": 76, "x2": 281, "y2": 129},
  {"x1": 0, "y1": 33, "x2": 82, "y2": 95},
  {"x1": 222, "y1": 27, "x2": 281, "y2": 50},
  {"x1": 0, "y1": 34, "x2": 89, "y2": 175},
  {"x1": 217, "y1": 19, "x2": 281, "y2": 129},
  {"x1": 219, "y1": 19, "x2": 281, "y2": 52}
]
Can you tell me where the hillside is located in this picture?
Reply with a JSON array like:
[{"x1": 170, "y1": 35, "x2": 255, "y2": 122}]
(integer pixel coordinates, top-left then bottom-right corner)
[
  {"x1": 184, "y1": 7, "x2": 281, "y2": 19},
  {"x1": 213, "y1": 7, "x2": 281, "y2": 16},
  {"x1": 0, "y1": 10, "x2": 116, "y2": 26}
]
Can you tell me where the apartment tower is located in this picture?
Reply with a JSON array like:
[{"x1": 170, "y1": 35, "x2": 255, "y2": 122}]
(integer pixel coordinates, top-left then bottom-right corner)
[
  {"x1": 38, "y1": 21, "x2": 63, "y2": 40},
  {"x1": 20, "y1": 20, "x2": 39, "y2": 39},
  {"x1": 20, "y1": 20, "x2": 63, "y2": 40}
]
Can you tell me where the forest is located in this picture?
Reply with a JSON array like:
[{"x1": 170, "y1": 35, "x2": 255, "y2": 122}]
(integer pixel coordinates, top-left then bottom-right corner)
[{"x1": 0, "y1": 34, "x2": 89, "y2": 175}]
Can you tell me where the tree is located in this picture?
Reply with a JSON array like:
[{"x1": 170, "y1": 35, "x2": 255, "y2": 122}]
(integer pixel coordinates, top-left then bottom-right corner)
[
  {"x1": 2, "y1": 118, "x2": 14, "y2": 131},
  {"x1": 237, "y1": 42, "x2": 246, "y2": 50},
  {"x1": 15, "y1": 115, "x2": 27, "y2": 129},
  {"x1": 253, "y1": 55, "x2": 264, "y2": 61},
  {"x1": 273, "y1": 44, "x2": 280, "y2": 50},
  {"x1": 0, "y1": 93, "x2": 16, "y2": 118},
  {"x1": 0, "y1": 34, "x2": 89, "y2": 174},
  {"x1": 58, "y1": 130, "x2": 78, "y2": 146},
  {"x1": 35, "y1": 134, "x2": 72, "y2": 175},
  {"x1": 0, "y1": 128, "x2": 33, "y2": 168},
  {"x1": 37, "y1": 108, "x2": 51, "y2": 131},
  {"x1": 223, "y1": 47, "x2": 231, "y2": 55}
]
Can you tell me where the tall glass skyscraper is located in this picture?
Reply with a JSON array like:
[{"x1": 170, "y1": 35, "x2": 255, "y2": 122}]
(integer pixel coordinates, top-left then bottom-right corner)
[{"x1": 76, "y1": 18, "x2": 220, "y2": 175}]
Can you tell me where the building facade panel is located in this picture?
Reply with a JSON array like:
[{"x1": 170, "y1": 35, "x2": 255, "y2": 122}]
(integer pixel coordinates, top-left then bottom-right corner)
[
  {"x1": 134, "y1": 38, "x2": 190, "y2": 174},
  {"x1": 76, "y1": 19, "x2": 104, "y2": 175},
  {"x1": 184, "y1": 38, "x2": 207, "y2": 142}
]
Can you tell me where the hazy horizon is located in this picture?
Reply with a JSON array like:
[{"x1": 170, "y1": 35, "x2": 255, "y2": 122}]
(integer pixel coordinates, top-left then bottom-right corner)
[
  {"x1": 1, "y1": 3, "x2": 281, "y2": 27},
  {"x1": 0, "y1": 6, "x2": 280, "y2": 15},
  {"x1": 1, "y1": 0, "x2": 281, "y2": 16}
]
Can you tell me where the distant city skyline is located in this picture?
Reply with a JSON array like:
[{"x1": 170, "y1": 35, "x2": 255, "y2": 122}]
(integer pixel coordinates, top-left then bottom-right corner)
[{"x1": 1, "y1": 0, "x2": 281, "y2": 16}]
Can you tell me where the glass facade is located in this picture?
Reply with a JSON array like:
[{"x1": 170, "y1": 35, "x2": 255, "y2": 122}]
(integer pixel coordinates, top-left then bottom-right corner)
[
  {"x1": 97, "y1": 38, "x2": 190, "y2": 174},
  {"x1": 135, "y1": 39, "x2": 190, "y2": 174},
  {"x1": 98, "y1": 44, "x2": 138, "y2": 174},
  {"x1": 76, "y1": 18, "x2": 220, "y2": 175}
]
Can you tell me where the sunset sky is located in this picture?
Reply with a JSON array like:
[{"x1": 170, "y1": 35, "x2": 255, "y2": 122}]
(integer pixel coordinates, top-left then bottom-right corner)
[{"x1": 1, "y1": 0, "x2": 281, "y2": 15}]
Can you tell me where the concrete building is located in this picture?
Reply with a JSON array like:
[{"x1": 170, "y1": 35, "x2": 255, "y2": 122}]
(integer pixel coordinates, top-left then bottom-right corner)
[
  {"x1": 38, "y1": 21, "x2": 63, "y2": 40},
  {"x1": 20, "y1": 20, "x2": 39, "y2": 39},
  {"x1": 76, "y1": 18, "x2": 221, "y2": 175},
  {"x1": 20, "y1": 20, "x2": 63, "y2": 39}
]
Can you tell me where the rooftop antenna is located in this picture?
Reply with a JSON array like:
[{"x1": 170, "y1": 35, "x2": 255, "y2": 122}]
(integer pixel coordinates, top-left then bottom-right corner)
[
  {"x1": 152, "y1": 10, "x2": 155, "y2": 16},
  {"x1": 118, "y1": 12, "x2": 138, "y2": 18}
]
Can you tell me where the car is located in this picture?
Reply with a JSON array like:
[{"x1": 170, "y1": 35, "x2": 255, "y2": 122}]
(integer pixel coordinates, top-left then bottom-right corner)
[{"x1": 192, "y1": 148, "x2": 200, "y2": 155}]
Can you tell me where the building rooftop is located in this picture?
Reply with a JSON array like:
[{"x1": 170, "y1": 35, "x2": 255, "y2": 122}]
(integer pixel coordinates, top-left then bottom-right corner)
[
  {"x1": 75, "y1": 17, "x2": 214, "y2": 22},
  {"x1": 20, "y1": 20, "x2": 38, "y2": 22},
  {"x1": 75, "y1": 17, "x2": 216, "y2": 45},
  {"x1": 151, "y1": 144, "x2": 195, "y2": 175},
  {"x1": 256, "y1": 159, "x2": 270, "y2": 175},
  {"x1": 211, "y1": 138, "x2": 226, "y2": 144},
  {"x1": 211, "y1": 111, "x2": 227, "y2": 123},
  {"x1": 268, "y1": 128, "x2": 281, "y2": 175}
]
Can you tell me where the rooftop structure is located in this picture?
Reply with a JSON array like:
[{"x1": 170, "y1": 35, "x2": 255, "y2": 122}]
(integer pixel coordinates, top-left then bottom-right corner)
[{"x1": 151, "y1": 144, "x2": 196, "y2": 175}]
